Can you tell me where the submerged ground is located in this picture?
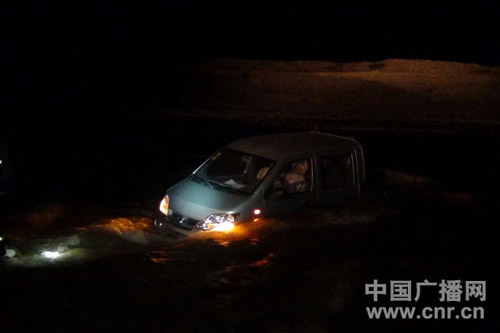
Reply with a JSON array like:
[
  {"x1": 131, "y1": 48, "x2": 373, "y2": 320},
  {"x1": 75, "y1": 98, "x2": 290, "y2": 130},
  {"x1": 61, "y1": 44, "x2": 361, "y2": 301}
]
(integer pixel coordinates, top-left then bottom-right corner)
[{"x1": 1, "y1": 59, "x2": 499, "y2": 331}]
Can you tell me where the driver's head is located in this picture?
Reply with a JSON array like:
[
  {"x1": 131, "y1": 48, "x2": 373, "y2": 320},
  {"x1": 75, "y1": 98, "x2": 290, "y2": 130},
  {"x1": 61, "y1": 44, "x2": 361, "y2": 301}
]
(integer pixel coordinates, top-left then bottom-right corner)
[{"x1": 292, "y1": 159, "x2": 308, "y2": 175}]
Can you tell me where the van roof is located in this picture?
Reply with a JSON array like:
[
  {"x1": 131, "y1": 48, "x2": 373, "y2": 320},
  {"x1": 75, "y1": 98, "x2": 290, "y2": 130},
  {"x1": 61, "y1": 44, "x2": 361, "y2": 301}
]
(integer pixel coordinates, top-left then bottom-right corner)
[{"x1": 225, "y1": 131, "x2": 361, "y2": 160}]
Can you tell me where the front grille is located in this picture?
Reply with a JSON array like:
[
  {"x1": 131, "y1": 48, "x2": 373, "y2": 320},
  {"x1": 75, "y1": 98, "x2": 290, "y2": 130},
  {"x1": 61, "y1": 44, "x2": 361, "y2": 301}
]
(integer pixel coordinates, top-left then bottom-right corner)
[{"x1": 171, "y1": 212, "x2": 200, "y2": 229}]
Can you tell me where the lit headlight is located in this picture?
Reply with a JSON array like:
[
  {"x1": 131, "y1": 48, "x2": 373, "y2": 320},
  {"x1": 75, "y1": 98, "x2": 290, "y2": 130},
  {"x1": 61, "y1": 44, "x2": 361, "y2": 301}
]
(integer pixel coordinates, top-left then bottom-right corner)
[
  {"x1": 196, "y1": 213, "x2": 236, "y2": 232},
  {"x1": 159, "y1": 195, "x2": 169, "y2": 216}
]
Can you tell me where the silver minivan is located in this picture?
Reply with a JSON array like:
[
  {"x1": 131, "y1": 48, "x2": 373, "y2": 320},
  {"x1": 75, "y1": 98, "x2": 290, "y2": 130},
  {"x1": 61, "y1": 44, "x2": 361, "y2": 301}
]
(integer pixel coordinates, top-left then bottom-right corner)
[{"x1": 154, "y1": 132, "x2": 365, "y2": 235}]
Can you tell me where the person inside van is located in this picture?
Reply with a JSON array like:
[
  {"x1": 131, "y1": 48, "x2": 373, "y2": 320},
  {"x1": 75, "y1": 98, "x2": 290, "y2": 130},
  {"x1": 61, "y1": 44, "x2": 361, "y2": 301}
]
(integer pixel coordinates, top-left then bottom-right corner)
[{"x1": 272, "y1": 159, "x2": 310, "y2": 195}]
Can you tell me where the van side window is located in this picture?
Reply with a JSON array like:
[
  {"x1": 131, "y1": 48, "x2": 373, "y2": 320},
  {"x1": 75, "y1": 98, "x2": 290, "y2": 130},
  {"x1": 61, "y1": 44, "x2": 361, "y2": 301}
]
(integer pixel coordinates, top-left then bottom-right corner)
[
  {"x1": 271, "y1": 158, "x2": 312, "y2": 195},
  {"x1": 320, "y1": 155, "x2": 353, "y2": 189}
]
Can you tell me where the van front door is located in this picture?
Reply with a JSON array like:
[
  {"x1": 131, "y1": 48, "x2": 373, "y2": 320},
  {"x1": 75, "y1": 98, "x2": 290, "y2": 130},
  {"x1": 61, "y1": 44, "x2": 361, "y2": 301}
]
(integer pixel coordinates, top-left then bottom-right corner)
[{"x1": 264, "y1": 158, "x2": 315, "y2": 215}]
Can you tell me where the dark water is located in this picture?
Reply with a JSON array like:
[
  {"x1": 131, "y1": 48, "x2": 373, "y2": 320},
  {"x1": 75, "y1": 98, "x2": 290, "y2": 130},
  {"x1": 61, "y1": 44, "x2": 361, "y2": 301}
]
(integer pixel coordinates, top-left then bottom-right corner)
[{"x1": 0, "y1": 115, "x2": 498, "y2": 331}]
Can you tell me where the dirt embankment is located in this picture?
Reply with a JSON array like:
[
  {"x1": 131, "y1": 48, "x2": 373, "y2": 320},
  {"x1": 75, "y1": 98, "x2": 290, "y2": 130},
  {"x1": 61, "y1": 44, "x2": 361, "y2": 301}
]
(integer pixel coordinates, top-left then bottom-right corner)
[{"x1": 159, "y1": 58, "x2": 500, "y2": 132}]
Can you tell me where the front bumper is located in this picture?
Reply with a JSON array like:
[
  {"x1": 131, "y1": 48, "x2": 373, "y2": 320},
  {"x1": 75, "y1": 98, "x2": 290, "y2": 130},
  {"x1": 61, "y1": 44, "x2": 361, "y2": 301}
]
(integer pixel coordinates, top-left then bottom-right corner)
[{"x1": 152, "y1": 213, "x2": 200, "y2": 237}]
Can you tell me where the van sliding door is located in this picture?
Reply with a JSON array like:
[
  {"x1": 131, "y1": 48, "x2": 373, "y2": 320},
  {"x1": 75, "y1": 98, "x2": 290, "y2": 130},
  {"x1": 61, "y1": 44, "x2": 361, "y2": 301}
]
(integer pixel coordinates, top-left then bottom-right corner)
[{"x1": 318, "y1": 154, "x2": 357, "y2": 204}]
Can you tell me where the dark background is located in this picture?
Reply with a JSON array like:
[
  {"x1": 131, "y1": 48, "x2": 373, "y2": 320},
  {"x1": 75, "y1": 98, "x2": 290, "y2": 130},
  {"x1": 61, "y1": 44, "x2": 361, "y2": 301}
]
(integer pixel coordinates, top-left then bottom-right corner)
[
  {"x1": 1, "y1": 2, "x2": 499, "y2": 331},
  {"x1": 2, "y1": 0, "x2": 499, "y2": 203},
  {"x1": 3, "y1": 0, "x2": 499, "y2": 114}
]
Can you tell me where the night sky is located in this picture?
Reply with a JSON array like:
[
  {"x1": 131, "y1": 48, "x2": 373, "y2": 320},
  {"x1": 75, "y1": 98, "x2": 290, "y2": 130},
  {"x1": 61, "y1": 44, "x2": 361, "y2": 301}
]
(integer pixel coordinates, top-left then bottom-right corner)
[{"x1": 3, "y1": 0, "x2": 499, "y2": 112}]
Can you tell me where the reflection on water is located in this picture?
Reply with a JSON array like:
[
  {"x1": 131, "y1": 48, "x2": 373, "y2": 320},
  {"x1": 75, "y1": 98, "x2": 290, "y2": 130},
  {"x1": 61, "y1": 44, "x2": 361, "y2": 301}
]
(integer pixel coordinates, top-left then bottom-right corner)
[
  {"x1": 249, "y1": 238, "x2": 260, "y2": 245},
  {"x1": 214, "y1": 239, "x2": 231, "y2": 247},
  {"x1": 3, "y1": 199, "x2": 401, "y2": 268},
  {"x1": 89, "y1": 217, "x2": 151, "y2": 234},
  {"x1": 86, "y1": 217, "x2": 152, "y2": 244},
  {"x1": 1, "y1": 187, "x2": 495, "y2": 332},
  {"x1": 249, "y1": 253, "x2": 275, "y2": 267},
  {"x1": 4, "y1": 217, "x2": 165, "y2": 266},
  {"x1": 145, "y1": 250, "x2": 181, "y2": 264}
]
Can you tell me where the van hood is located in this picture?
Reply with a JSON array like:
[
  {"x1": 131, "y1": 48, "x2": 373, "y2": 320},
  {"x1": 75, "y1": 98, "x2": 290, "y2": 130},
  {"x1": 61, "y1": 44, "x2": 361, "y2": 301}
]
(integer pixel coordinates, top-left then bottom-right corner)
[{"x1": 167, "y1": 177, "x2": 249, "y2": 220}]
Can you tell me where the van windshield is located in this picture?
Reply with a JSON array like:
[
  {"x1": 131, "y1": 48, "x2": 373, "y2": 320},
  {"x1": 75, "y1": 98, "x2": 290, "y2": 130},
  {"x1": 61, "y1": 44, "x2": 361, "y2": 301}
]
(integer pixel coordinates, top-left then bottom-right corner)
[{"x1": 194, "y1": 148, "x2": 274, "y2": 194}]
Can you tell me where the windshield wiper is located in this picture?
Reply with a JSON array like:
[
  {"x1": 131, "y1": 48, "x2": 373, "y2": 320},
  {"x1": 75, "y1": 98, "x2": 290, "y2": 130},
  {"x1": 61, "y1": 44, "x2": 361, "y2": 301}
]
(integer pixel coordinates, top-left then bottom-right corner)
[
  {"x1": 191, "y1": 174, "x2": 214, "y2": 189},
  {"x1": 207, "y1": 179, "x2": 252, "y2": 195},
  {"x1": 207, "y1": 179, "x2": 229, "y2": 189},
  {"x1": 192, "y1": 174, "x2": 250, "y2": 195}
]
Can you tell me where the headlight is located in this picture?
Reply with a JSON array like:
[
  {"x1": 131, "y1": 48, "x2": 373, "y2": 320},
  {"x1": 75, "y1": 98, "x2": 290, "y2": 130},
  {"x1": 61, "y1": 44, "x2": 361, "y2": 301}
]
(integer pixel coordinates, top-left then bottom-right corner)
[
  {"x1": 196, "y1": 213, "x2": 236, "y2": 232},
  {"x1": 159, "y1": 195, "x2": 169, "y2": 216}
]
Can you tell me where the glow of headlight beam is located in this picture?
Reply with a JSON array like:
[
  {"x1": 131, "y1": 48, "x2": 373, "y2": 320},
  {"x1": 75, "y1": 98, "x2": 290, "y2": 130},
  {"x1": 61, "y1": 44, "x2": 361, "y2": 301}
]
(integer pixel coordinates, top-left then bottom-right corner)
[{"x1": 41, "y1": 251, "x2": 61, "y2": 260}]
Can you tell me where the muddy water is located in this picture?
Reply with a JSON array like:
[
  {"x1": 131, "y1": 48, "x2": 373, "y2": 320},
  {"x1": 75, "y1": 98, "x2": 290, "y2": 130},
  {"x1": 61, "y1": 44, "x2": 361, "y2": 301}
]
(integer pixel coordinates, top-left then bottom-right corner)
[{"x1": 0, "y1": 116, "x2": 497, "y2": 331}]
